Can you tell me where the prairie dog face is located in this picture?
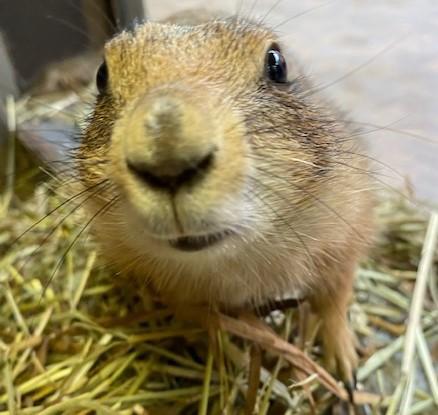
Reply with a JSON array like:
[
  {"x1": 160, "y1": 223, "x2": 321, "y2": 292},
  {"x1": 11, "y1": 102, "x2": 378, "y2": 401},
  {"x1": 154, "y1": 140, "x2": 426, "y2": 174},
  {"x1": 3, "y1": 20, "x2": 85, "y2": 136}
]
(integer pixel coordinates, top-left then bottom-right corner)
[
  {"x1": 74, "y1": 16, "x2": 374, "y2": 379},
  {"x1": 79, "y1": 18, "x2": 359, "y2": 278}
]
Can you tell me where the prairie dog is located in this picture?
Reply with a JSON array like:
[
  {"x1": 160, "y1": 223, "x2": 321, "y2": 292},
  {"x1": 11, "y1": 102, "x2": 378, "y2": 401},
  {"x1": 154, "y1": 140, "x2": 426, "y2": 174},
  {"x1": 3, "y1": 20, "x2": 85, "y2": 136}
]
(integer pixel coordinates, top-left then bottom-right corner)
[{"x1": 75, "y1": 12, "x2": 374, "y2": 382}]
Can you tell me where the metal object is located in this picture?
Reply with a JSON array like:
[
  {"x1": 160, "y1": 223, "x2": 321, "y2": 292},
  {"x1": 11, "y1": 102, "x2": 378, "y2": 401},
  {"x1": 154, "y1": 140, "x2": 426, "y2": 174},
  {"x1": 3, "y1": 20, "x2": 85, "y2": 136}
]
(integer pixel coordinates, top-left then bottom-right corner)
[
  {"x1": 0, "y1": 32, "x2": 17, "y2": 117},
  {"x1": 0, "y1": 32, "x2": 17, "y2": 176},
  {"x1": 111, "y1": 0, "x2": 148, "y2": 30}
]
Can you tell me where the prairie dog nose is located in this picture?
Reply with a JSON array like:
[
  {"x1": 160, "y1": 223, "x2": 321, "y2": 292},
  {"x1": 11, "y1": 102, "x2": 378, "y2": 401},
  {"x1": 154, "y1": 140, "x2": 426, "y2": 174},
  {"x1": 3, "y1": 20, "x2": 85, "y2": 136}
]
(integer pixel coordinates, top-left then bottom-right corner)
[{"x1": 124, "y1": 93, "x2": 218, "y2": 190}]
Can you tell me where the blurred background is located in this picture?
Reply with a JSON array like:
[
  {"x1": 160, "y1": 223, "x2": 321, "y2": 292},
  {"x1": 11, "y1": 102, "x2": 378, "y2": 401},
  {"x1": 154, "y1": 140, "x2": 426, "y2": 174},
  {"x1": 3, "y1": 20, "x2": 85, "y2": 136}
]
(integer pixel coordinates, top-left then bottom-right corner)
[{"x1": 0, "y1": 0, "x2": 437, "y2": 202}]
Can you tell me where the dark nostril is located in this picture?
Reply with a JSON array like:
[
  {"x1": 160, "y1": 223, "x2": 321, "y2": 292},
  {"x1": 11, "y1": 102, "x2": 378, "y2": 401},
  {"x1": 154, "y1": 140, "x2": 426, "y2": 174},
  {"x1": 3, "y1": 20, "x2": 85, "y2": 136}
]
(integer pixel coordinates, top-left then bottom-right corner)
[{"x1": 127, "y1": 152, "x2": 215, "y2": 191}]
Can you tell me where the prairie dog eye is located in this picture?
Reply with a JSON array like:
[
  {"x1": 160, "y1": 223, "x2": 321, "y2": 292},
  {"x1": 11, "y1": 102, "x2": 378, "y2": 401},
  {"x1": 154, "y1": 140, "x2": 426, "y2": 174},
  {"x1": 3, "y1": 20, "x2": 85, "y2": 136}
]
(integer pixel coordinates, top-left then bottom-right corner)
[
  {"x1": 266, "y1": 45, "x2": 288, "y2": 84},
  {"x1": 96, "y1": 61, "x2": 109, "y2": 93}
]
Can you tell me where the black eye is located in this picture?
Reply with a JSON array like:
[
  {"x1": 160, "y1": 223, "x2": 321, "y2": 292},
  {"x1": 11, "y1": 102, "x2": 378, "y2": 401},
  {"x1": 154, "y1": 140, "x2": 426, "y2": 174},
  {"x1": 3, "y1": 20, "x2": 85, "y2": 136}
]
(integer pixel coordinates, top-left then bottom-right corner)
[
  {"x1": 266, "y1": 47, "x2": 288, "y2": 84},
  {"x1": 96, "y1": 61, "x2": 108, "y2": 93}
]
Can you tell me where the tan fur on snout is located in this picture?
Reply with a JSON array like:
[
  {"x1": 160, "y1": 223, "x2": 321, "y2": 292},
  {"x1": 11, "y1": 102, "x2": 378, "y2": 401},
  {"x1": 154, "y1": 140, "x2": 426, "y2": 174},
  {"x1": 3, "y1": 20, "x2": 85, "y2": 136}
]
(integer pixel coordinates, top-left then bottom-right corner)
[
  {"x1": 77, "y1": 14, "x2": 375, "y2": 381},
  {"x1": 108, "y1": 81, "x2": 249, "y2": 238}
]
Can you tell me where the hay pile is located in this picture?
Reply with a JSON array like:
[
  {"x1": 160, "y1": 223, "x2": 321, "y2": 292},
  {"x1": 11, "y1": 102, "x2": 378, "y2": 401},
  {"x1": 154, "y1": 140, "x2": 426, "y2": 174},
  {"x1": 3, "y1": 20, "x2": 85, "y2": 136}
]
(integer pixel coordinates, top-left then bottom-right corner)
[{"x1": 0, "y1": 93, "x2": 437, "y2": 414}]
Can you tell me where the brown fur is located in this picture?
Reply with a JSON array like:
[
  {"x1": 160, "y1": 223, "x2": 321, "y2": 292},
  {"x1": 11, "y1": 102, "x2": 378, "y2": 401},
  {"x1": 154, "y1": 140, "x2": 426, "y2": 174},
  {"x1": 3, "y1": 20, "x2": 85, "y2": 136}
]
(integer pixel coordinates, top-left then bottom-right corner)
[{"x1": 76, "y1": 15, "x2": 374, "y2": 378}]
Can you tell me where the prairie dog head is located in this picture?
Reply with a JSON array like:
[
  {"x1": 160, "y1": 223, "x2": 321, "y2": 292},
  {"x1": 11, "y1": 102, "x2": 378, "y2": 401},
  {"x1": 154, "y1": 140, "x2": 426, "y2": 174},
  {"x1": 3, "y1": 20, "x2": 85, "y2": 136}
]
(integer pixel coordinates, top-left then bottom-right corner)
[{"x1": 78, "y1": 18, "x2": 367, "y2": 305}]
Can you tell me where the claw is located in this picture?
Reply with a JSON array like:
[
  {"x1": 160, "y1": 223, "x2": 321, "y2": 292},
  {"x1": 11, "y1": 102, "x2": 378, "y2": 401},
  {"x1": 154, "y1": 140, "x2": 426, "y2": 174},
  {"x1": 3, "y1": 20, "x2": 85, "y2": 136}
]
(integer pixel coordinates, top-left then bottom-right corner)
[
  {"x1": 346, "y1": 370, "x2": 373, "y2": 415},
  {"x1": 344, "y1": 379, "x2": 355, "y2": 405},
  {"x1": 352, "y1": 369, "x2": 358, "y2": 390}
]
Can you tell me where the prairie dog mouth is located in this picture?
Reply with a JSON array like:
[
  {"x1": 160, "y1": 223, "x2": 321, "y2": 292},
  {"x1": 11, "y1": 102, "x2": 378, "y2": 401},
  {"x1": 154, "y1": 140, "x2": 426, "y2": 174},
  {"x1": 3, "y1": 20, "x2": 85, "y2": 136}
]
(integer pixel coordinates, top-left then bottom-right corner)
[{"x1": 168, "y1": 230, "x2": 233, "y2": 252}]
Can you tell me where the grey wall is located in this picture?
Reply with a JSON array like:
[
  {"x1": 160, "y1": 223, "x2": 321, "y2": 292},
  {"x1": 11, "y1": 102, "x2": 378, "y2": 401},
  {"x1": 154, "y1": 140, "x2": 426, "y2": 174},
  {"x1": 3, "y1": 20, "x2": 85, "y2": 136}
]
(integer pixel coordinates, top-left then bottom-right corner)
[{"x1": 0, "y1": 0, "x2": 112, "y2": 89}]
